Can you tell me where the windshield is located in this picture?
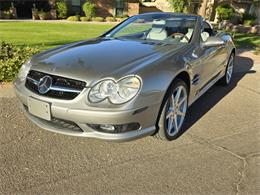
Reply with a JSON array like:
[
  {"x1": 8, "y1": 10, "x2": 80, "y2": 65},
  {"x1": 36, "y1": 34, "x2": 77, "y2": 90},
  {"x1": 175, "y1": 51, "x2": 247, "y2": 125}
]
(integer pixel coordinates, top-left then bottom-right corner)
[{"x1": 107, "y1": 14, "x2": 197, "y2": 44}]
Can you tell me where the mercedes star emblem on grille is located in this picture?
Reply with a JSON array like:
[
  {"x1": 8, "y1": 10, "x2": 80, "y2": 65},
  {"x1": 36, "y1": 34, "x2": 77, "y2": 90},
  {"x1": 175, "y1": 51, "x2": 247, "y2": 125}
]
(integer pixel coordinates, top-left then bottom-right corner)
[{"x1": 38, "y1": 75, "x2": 52, "y2": 94}]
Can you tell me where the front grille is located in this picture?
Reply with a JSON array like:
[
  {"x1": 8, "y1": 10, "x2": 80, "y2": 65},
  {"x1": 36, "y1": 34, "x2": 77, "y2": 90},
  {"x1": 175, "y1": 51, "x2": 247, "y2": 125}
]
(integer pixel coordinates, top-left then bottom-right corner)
[{"x1": 25, "y1": 70, "x2": 86, "y2": 100}]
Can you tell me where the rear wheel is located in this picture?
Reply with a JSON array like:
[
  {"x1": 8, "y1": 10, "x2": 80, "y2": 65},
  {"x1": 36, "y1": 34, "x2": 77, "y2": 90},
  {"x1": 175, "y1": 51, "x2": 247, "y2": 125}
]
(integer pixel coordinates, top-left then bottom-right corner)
[
  {"x1": 155, "y1": 79, "x2": 188, "y2": 141},
  {"x1": 219, "y1": 53, "x2": 234, "y2": 85}
]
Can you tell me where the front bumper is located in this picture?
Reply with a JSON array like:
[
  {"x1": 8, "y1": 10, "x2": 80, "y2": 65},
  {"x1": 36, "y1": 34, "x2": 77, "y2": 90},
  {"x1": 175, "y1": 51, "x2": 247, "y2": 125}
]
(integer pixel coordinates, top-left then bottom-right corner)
[{"x1": 14, "y1": 80, "x2": 161, "y2": 142}]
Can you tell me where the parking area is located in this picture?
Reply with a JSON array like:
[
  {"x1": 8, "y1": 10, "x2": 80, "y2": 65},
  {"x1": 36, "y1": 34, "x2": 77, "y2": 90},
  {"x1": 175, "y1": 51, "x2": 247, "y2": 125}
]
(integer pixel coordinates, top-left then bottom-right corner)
[{"x1": 0, "y1": 49, "x2": 259, "y2": 194}]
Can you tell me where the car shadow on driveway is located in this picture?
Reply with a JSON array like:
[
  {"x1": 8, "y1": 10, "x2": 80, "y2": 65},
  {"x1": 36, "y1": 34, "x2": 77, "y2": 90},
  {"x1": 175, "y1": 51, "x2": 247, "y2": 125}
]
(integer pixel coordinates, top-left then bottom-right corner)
[{"x1": 180, "y1": 54, "x2": 255, "y2": 137}]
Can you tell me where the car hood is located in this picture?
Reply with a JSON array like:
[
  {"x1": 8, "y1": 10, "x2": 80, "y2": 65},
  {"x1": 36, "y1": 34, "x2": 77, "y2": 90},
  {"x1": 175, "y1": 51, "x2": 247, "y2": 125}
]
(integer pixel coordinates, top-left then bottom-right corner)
[{"x1": 31, "y1": 38, "x2": 183, "y2": 86}]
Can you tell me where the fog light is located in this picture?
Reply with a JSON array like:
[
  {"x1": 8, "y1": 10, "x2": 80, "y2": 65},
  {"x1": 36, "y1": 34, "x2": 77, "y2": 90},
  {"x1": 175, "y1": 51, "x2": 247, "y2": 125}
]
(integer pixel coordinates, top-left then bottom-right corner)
[
  {"x1": 87, "y1": 123, "x2": 140, "y2": 133},
  {"x1": 100, "y1": 124, "x2": 115, "y2": 131}
]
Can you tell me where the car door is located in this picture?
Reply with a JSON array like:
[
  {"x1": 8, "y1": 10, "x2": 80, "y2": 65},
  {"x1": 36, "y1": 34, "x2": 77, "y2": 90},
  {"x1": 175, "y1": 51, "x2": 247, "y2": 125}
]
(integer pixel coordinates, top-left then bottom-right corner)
[{"x1": 195, "y1": 22, "x2": 223, "y2": 91}]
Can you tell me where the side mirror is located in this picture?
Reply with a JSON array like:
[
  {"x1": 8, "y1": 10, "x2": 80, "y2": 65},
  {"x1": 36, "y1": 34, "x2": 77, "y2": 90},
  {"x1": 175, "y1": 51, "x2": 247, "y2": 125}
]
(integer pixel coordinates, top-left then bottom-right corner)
[{"x1": 201, "y1": 37, "x2": 225, "y2": 48}]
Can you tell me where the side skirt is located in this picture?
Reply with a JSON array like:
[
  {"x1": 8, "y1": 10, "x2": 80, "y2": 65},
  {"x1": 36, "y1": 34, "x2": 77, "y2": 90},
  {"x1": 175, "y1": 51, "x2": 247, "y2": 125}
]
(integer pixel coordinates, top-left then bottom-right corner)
[{"x1": 188, "y1": 70, "x2": 225, "y2": 107}]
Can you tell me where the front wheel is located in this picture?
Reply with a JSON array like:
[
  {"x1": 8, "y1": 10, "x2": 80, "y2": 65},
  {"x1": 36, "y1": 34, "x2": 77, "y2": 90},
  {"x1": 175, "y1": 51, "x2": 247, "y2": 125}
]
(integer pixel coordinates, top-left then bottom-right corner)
[{"x1": 155, "y1": 79, "x2": 188, "y2": 141}]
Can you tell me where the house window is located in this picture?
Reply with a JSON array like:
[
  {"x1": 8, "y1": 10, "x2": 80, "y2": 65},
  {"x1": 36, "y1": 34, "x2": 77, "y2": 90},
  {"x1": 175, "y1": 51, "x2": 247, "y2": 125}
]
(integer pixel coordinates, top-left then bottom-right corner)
[
  {"x1": 71, "y1": 0, "x2": 81, "y2": 14},
  {"x1": 115, "y1": 0, "x2": 125, "y2": 17},
  {"x1": 71, "y1": 0, "x2": 81, "y2": 6}
]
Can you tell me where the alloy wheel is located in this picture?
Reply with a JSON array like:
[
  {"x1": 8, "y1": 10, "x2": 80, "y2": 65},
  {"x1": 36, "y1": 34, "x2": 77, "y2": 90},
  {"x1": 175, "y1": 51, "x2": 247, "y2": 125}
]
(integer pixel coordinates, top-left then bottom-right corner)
[{"x1": 165, "y1": 85, "x2": 188, "y2": 136}]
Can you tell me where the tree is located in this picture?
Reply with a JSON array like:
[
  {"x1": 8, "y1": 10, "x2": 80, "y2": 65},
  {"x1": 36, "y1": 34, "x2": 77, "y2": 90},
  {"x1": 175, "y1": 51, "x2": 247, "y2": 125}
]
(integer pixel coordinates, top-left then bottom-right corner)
[
  {"x1": 82, "y1": 1, "x2": 96, "y2": 18},
  {"x1": 56, "y1": 0, "x2": 68, "y2": 19},
  {"x1": 167, "y1": 0, "x2": 201, "y2": 13},
  {"x1": 167, "y1": 0, "x2": 192, "y2": 13}
]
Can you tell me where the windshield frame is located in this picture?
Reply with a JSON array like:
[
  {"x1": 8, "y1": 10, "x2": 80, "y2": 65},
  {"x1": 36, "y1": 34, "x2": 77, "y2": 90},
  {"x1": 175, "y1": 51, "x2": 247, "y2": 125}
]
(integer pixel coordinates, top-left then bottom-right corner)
[{"x1": 102, "y1": 13, "x2": 199, "y2": 44}]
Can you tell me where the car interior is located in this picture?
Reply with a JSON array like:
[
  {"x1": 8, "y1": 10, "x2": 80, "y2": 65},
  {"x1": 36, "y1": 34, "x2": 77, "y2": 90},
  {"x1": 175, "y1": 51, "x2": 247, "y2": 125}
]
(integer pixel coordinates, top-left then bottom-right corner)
[
  {"x1": 200, "y1": 21, "x2": 216, "y2": 42},
  {"x1": 146, "y1": 18, "x2": 196, "y2": 43}
]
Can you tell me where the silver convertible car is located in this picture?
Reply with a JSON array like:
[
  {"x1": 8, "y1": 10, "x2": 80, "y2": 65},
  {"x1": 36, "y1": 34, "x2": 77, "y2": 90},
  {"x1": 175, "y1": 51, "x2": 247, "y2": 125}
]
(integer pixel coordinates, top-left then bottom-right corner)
[{"x1": 14, "y1": 13, "x2": 235, "y2": 141}]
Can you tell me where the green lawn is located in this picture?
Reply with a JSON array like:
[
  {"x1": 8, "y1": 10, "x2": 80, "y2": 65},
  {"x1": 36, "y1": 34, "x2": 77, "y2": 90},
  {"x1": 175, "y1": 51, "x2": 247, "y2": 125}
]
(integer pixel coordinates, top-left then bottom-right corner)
[
  {"x1": 233, "y1": 33, "x2": 260, "y2": 49},
  {"x1": 0, "y1": 22, "x2": 259, "y2": 51},
  {"x1": 0, "y1": 22, "x2": 115, "y2": 51}
]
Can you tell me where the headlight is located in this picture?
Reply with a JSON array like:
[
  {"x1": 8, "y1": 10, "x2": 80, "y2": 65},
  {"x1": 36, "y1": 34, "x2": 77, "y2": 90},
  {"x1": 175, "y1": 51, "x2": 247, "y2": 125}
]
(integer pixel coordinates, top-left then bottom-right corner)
[
  {"x1": 88, "y1": 76, "x2": 142, "y2": 104},
  {"x1": 17, "y1": 60, "x2": 32, "y2": 81}
]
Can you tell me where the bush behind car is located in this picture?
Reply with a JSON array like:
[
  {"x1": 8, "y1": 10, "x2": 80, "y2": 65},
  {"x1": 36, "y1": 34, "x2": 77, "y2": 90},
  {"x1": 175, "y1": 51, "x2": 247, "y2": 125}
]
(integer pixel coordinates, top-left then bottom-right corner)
[{"x1": 0, "y1": 42, "x2": 39, "y2": 82}]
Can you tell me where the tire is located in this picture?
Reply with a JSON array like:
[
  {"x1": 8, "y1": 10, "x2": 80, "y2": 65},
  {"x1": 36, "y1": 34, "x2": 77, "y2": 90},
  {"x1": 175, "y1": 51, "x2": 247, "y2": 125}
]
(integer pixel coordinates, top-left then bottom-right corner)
[
  {"x1": 155, "y1": 79, "x2": 188, "y2": 141},
  {"x1": 218, "y1": 53, "x2": 235, "y2": 86}
]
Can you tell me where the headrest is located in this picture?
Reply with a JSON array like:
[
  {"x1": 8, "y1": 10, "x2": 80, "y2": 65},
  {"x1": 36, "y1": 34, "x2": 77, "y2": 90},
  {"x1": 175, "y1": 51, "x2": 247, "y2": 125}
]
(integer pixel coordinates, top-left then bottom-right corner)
[{"x1": 151, "y1": 19, "x2": 166, "y2": 33}]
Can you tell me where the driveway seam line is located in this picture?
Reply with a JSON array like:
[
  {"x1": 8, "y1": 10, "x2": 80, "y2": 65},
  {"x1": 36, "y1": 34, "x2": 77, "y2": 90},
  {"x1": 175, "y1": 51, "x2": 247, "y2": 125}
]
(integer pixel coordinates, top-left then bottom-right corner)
[{"x1": 186, "y1": 133, "x2": 255, "y2": 195}]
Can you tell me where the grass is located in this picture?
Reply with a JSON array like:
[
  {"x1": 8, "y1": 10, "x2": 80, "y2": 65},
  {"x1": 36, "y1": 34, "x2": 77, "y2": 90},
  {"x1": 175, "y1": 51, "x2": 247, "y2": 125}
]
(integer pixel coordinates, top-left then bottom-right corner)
[
  {"x1": 0, "y1": 21, "x2": 115, "y2": 51},
  {"x1": 232, "y1": 33, "x2": 260, "y2": 49},
  {"x1": 0, "y1": 21, "x2": 259, "y2": 51}
]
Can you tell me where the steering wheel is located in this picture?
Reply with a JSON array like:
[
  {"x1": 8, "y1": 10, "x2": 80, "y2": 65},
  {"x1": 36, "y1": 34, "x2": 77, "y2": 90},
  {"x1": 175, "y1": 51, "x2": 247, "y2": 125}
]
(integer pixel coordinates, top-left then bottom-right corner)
[{"x1": 170, "y1": 32, "x2": 189, "y2": 42}]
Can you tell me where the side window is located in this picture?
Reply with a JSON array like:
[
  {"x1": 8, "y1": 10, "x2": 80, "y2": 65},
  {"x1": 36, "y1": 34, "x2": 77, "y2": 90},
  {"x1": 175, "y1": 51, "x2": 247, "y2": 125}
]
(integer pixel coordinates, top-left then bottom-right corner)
[{"x1": 201, "y1": 21, "x2": 212, "y2": 42}]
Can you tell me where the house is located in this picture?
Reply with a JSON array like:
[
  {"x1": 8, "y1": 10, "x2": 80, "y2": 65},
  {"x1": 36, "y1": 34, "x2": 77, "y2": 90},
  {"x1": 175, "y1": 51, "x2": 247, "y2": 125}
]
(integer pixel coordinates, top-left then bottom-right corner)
[
  {"x1": 60, "y1": 0, "x2": 141, "y2": 17},
  {"x1": 0, "y1": 0, "x2": 140, "y2": 19},
  {"x1": 0, "y1": 0, "x2": 259, "y2": 22},
  {"x1": 0, "y1": 0, "x2": 53, "y2": 18}
]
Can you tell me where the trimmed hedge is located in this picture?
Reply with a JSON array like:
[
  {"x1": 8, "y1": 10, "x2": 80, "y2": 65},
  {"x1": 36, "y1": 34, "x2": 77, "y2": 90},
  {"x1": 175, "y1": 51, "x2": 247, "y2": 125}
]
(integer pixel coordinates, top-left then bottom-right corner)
[
  {"x1": 67, "y1": 15, "x2": 80, "y2": 21},
  {"x1": 0, "y1": 42, "x2": 39, "y2": 82},
  {"x1": 80, "y1": 16, "x2": 91, "y2": 21},
  {"x1": 92, "y1": 17, "x2": 104, "y2": 22},
  {"x1": 105, "y1": 16, "x2": 116, "y2": 22}
]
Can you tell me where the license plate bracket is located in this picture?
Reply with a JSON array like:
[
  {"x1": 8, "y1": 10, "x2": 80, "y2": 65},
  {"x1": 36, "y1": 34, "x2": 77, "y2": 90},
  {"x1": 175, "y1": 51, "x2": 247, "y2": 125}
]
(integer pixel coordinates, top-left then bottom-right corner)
[{"x1": 27, "y1": 97, "x2": 51, "y2": 121}]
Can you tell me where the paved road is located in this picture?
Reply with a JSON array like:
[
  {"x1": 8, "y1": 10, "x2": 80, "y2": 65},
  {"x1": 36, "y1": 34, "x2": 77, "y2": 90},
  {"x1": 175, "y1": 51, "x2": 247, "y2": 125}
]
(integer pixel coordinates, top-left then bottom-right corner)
[{"x1": 0, "y1": 50, "x2": 259, "y2": 194}]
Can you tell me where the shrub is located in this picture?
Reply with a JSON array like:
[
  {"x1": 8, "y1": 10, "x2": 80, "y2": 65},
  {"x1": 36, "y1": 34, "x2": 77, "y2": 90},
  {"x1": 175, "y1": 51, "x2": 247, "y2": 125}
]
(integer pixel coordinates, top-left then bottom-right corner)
[
  {"x1": 38, "y1": 11, "x2": 49, "y2": 20},
  {"x1": 56, "y1": 0, "x2": 68, "y2": 19},
  {"x1": 82, "y1": 1, "x2": 95, "y2": 18},
  {"x1": 105, "y1": 16, "x2": 116, "y2": 22},
  {"x1": 242, "y1": 13, "x2": 256, "y2": 26},
  {"x1": 242, "y1": 13, "x2": 257, "y2": 21},
  {"x1": 254, "y1": 47, "x2": 260, "y2": 55},
  {"x1": 116, "y1": 17, "x2": 128, "y2": 22},
  {"x1": 32, "y1": 10, "x2": 39, "y2": 20},
  {"x1": 80, "y1": 16, "x2": 91, "y2": 21},
  {"x1": 243, "y1": 19, "x2": 255, "y2": 26},
  {"x1": 67, "y1": 15, "x2": 80, "y2": 21},
  {"x1": 216, "y1": 4, "x2": 235, "y2": 21},
  {"x1": 116, "y1": 14, "x2": 128, "y2": 18},
  {"x1": 92, "y1": 17, "x2": 104, "y2": 22},
  {"x1": 2, "y1": 10, "x2": 12, "y2": 19},
  {"x1": 0, "y1": 42, "x2": 39, "y2": 82}
]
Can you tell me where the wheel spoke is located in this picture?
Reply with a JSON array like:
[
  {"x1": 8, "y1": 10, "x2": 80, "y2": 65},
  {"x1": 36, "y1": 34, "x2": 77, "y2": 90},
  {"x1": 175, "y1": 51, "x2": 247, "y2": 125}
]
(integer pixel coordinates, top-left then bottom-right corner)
[
  {"x1": 166, "y1": 110, "x2": 172, "y2": 119},
  {"x1": 170, "y1": 94, "x2": 175, "y2": 107},
  {"x1": 227, "y1": 71, "x2": 231, "y2": 78},
  {"x1": 177, "y1": 110, "x2": 185, "y2": 116},
  {"x1": 168, "y1": 116, "x2": 173, "y2": 131},
  {"x1": 174, "y1": 116, "x2": 178, "y2": 130},
  {"x1": 175, "y1": 87, "x2": 182, "y2": 105},
  {"x1": 178, "y1": 96, "x2": 187, "y2": 106}
]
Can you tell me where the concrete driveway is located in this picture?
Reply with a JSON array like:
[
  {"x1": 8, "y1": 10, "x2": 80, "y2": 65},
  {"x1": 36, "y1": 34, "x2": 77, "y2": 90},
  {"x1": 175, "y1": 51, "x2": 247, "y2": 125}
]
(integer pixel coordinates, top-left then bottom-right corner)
[{"x1": 0, "y1": 49, "x2": 259, "y2": 194}]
